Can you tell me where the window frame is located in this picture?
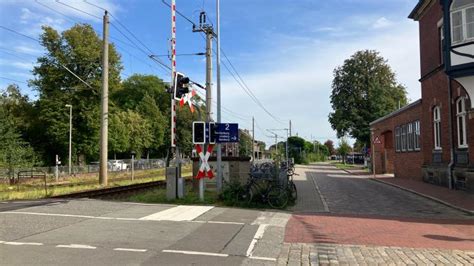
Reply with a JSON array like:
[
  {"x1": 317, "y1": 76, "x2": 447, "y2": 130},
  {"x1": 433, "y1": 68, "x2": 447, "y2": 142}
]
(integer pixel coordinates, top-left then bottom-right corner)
[
  {"x1": 456, "y1": 97, "x2": 468, "y2": 148},
  {"x1": 450, "y1": 2, "x2": 474, "y2": 45},
  {"x1": 401, "y1": 125, "x2": 407, "y2": 152},
  {"x1": 407, "y1": 123, "x2": 414, "y2": 151},
  {"x1": 433, "y1": 106, "x2": 442, "y2": 150},
  {"x1": 414, "y1": 120, "x2": 421, "y2": 151},
  {"x1": 395, "y1": 126, "x2": 401, "y2": 152}
]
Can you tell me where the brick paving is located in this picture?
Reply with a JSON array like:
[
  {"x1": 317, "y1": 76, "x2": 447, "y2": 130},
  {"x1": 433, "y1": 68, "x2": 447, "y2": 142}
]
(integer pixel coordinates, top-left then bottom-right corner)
[
  {"x1": 280, "y1": 163, "x2": 474, "y2": 265},
  {"x1": 289, "y1": 167, "x2": 327, "y2": 213},
  {"x1": 285, "y1": 214, "x2": 474, "y2": 250},
  {"x1": 374, "y1": 176, "x2": 474, "y2": 212},
  {"x1": 277, "y1": 243, "x2": 474, "y2": 265}
]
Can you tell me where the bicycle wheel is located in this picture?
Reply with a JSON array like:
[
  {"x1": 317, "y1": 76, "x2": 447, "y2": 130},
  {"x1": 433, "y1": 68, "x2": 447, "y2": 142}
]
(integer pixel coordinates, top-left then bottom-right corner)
[
  {"x1": 288, "y1": 180, "x2": 297, "y2": 201},
  {"x1": 236, "y1": 187, "x2": 253, "y2": 204},
  {"x1": 267, "y1": 185, "x2": 289, "y2": 209}
]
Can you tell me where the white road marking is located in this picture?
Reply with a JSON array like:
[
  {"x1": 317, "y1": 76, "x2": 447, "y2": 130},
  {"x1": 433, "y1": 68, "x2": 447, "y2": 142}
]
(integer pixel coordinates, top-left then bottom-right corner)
[
  {"x1": 205, "y1": 220, "x2": 245, "y2": 225},
  {"x1": 3, "y1": 241, "x2": 43, "y2": 246},
  {"x1": 249, "y1": 256, "x2": 277, "y2": 261},
  {"x1": 162, "y1": 249, "x2": 229, "y2": 257},
  {"x1": 114, "y1": 248, "x2": 147, "y2": 252},
  {"x1": 2, "y1": 210, "x2": 238, "y2": 225},
  {"x1": 309, "y1": 172, "x2": 330, "y2": 212},
  {"x1": 56, "y1": 244, "x2": 97, "y2": 249},
  {"x1": 139, "y1": 205, "x2": 214, "y2": 221},
  {"x1": 246, "y1": 224, "x2": 267, "y2": 257}
]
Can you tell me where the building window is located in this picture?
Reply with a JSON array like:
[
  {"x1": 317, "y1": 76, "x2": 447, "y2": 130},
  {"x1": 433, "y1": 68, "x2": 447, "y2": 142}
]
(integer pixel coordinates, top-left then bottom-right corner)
[
  {"x1": 401, "y1": 125, "x2": 407, "y2": 151},
  {"x1": 407, "y1": 123, "x2": 414, "y2": 151},
  {"x1": 439, "y1": 25, "x2": 444, "y2": 64},
  {"x1": 414, "y1": 120, "x2": 421, "y2": 151},
  {"x1": 395, "y1": 127, "x2": 401, "y2": 152},
  {"x1": 433, "y1": 106, "x2": 441, "y2": 150},
  {"x1": 456, "y1": 97, "x2": 468, "y2": 148},
  {"x1": 451, "y1": 0, "x2": 474, "y2": 44}
]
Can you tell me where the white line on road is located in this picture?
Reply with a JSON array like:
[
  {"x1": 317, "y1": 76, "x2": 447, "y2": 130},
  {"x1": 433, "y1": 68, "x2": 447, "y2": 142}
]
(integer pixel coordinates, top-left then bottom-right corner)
[
  {"x1": 3, "y1": 241, "x2": 43, "y2": 246},
  {"x1": 248, "y1": 256, "x2": 277, "y2": 261},
  {"x1": 139, "y1": 205, "x2": 214, "y2": 221},
  {"x1": 246, "y1": 224, "x2": 267, "y2": 257},
  {"x1": 56, "y1": 244, "x2": 97, "y2": 249},
  {"x1": 162, "y1": 249, "x2": 229, "y2": 257},
  {"x1": 114, "y1": 248, "x2": 147, "y2": 252},
  {"x1": 205, "y1": 220, "x2": 245, "y2": 225}
]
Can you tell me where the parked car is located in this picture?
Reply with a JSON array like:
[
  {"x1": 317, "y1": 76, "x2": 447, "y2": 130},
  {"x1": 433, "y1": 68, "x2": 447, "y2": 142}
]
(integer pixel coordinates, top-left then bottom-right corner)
[{"x1": 108, "y1": 160, "x2": 129, "y2": 171}]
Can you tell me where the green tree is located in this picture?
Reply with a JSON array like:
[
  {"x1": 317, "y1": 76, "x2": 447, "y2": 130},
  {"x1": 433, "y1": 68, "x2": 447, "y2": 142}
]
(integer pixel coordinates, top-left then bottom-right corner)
[
  {"x1": 30, "y1": 24, "x2": 122, "y2": 164},
  {"x1": 337, "y1": 138, "x2": 352, "y2": 164},
  {"x1": 122, "y1": 110, "x2": 153, "y2": 157},
  {"x1": 239, "y1": 130, "x2": 252, "y2": 157},
  {"x1": 108, "y1": 109, "x2": 130, "y2": 159},
  {"x1": 324, "y1": 140, "x2": 336, "y2": 155},
  {"x1": 328, "y1": 50, "x2": 407, "y2": 147},
  {"x1": 0, "y1": 100, "x2": 37, "y2": 182}
]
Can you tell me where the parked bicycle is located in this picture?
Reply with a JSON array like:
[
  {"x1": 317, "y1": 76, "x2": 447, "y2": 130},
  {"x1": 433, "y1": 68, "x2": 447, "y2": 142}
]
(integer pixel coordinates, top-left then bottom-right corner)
[
  {"x1": 237, "y1": 174, "x2": 289, "y2": 209},
  {"x1": 281, "y1": 160, "x2": 297, "y2": 201}
]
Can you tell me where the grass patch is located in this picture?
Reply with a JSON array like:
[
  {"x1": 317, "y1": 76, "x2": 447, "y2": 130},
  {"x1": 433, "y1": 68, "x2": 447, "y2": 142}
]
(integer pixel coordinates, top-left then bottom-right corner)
[
  {"x1": 332, "y1": 163, "x2": 358, "y2": 170},
  {"x1": 0, "y1": 165, "x2": 192, "y2": 201}
]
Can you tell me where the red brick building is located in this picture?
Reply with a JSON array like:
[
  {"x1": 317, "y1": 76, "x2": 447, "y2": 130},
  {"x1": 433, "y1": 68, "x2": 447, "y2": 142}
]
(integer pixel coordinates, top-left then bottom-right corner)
[{"x1": 370, "y1": 0, "x2": 474, "y2": 193}]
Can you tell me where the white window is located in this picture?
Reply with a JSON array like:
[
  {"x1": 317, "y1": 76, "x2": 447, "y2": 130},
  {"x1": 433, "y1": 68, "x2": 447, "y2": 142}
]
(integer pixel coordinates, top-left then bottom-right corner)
[
  {"x1": 407, "y1": 123, "x2": 414, "y2": 151},
  {"x1": 451, "y1": 0, "x2": 474, "y2": 44},
  {"x1": 433, "y1": 106, "x2": 441, "y2": 150},
  {"x1": 456, "y1": 97, "x2": 468, "y2": 148},
  {"x1": 401, "y1": 125, "x2": 407, "y2": 152},
  {"x1": 414, "y1": 121, "x2": 421, "y2": 151}
]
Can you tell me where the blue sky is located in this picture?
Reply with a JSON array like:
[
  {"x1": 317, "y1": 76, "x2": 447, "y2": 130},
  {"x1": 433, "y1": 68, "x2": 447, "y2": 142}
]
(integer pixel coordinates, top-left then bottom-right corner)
[{"x1": 0, "y1": 0, "x2": 421, "y2": 146}]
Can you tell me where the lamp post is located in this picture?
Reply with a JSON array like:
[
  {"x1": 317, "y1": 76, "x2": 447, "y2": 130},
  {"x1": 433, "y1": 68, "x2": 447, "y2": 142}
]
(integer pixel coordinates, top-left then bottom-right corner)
[{"x1": 65, "y1": 104, "x2": 72, "y2": 175}]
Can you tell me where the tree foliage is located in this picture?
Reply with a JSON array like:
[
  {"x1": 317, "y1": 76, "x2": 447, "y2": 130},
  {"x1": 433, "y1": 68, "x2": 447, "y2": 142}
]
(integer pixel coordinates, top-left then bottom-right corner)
[
  {"x1": 328, "y1": 50, "x2": 408, "y2": 146},
  {"x1": 324, "y1": 140, "x2": 336, "y2": 155},
  {"x1": 31, "y1": 24, "x2": 122, "y2": 164}
]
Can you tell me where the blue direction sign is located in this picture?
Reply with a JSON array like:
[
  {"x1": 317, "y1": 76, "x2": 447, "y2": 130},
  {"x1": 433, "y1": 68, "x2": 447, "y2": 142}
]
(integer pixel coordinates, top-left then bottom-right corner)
[{"x1": 215, "y1": 123, "x2": 239, "y2": 143}]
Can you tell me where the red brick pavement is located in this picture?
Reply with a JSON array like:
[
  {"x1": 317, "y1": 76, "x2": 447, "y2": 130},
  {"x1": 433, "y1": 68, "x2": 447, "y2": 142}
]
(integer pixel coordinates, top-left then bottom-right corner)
[{"x1": 285, "y1": 214, "x2": 474, "y2": 251}]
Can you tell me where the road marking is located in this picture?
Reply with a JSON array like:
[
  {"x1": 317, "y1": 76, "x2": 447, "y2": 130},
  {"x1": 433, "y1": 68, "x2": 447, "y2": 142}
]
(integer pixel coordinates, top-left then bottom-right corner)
[
  {"x1": 2, "y1": 211, "x2": 98, "y2": 219},
  {"x1": 56, "y1": 244, "x2": 97, "y2": 249},
  {"x1": 249, "y1": 256, "x2": 277, "y2": 261},
  {"x1": 309, "y1": 172, "x2": 330, "y2": 212},
  {"x1": 114, "y1": 248, "x2": 147, "y2": 252},
  {"x1": 206, "y1": 220, "x2": 245, "y2": 225},
  {"x1": 3, "y1": 241, "x2": 43, "y2": 246},
  {"x1": 139, "y1": 205, "x2": 214, "y2": 221},
  {"x1": 246, "y1": 224, "x2": 267, "y2": 257},
  {"x1": 162, "y1": 249, "x2": 229, "y2": 257}
]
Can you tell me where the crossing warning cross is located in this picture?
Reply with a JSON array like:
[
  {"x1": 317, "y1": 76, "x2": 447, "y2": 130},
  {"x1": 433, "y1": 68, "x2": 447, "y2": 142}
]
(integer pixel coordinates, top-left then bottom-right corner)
[{"x1": 195, "y1": 144, "x2": 214, "y2": 179}]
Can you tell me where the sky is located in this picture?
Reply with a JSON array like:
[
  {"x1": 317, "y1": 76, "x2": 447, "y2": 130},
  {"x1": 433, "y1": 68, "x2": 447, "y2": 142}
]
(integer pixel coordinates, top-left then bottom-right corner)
[{"x1": 0, "y1": 0, "x2": 421, "y2": 147}]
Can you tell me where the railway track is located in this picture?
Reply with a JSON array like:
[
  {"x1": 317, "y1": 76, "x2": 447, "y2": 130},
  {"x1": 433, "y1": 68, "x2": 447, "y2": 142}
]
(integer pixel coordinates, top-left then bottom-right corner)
[{"x1": 52, "y1": 178, "x2": 191, "y2": 199}]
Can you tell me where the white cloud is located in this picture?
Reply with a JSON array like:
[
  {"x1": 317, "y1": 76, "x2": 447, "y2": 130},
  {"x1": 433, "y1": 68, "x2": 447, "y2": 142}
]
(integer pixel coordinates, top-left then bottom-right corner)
[{"x1": 372, "y1": 17, "x2": 393, "y2": 29}]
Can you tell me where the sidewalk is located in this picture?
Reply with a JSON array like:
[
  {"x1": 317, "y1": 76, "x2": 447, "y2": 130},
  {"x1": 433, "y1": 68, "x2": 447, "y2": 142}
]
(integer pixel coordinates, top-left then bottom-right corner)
[{"x1": 344, "y1": 167, "x2": 474, "y2": 214}]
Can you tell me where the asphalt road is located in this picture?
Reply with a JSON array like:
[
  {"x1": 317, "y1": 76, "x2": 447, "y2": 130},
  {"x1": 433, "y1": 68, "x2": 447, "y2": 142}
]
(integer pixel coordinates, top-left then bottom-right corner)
[{"x1": 0, "y1": 199, "x2": 290, "y2": 266}]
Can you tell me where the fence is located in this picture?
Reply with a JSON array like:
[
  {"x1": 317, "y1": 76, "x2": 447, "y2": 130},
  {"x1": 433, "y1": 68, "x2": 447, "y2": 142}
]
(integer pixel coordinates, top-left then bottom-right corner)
[{"x1": 0, "y1": 158, "x2": 191, "y2": 181}]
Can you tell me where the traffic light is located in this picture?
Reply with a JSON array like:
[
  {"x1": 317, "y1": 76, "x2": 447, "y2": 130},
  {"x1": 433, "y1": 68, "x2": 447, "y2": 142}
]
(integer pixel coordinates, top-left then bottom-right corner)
[
  {"x1": 208, "y1": 122, "x2": 216, "y2": 144},
  {"x1": 174, "y1": 72, "x2": 190, "y2": 100},
  {"x1": 193, "y1": 121, "x2": 206, "y2": 144}
]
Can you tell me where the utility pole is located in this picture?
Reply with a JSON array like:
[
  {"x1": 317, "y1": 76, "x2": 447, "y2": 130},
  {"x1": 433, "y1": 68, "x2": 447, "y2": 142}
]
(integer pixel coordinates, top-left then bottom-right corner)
[
  {"x1": 99, "y1": 10, "x2": 109, "y2": 186},
  {"x1": 216, "y1": 0, "x2": 223, "y2": 193},
  {"x1": 65, "y1": 104, "x2": 72, "y2": 175},
  {"x1": 252, "y1": 116, "x2": 255, "y2": 161},
  {"x1": 194, "y1": 12, "x2": 214, "y2": 201},
  {"x1": 289, "y1": 120, "x2": 292, "y2": 137}
]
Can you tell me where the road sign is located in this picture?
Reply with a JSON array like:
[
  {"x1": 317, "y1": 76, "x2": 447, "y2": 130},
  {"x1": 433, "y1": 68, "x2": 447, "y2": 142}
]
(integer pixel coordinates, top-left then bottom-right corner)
[
  {"x1": 195, "y1": 144, "x2": 214, "y2": 179},
  {"x1": 373, "y1": 136, "x2": 382, "y2": 144},
  {"x1": 215, "y1": 123, "x2": 239, "y2": 143}
]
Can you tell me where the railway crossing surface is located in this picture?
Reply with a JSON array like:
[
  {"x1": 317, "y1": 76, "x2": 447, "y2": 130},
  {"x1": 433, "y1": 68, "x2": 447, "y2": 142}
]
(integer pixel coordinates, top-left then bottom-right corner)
[{"x1": 1, "y1": 163, "x2": 473, "y2": 265}]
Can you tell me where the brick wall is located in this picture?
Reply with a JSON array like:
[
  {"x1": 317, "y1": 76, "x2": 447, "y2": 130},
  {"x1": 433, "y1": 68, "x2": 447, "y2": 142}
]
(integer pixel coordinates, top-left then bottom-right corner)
[
  {"x1": 371, "y1": 102, "x2": 423, "y2": 180},
  {"x1": 419, "y1": 2, "x2": 443, "y2": 78}
]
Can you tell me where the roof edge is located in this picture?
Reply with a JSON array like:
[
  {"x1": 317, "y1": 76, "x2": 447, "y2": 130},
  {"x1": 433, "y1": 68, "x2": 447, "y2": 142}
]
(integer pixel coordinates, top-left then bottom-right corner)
[
  {"x1": 408, "y1": 0, "x2": 436, "y2": 21},
  {"x1": 370, "y1": 99, "x2": 422, "y2": 126}
]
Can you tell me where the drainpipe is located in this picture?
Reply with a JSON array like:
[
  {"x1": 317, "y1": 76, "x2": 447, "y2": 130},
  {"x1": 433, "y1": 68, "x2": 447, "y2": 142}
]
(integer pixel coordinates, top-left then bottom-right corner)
[{"x1": 447, "y1": 77, "x2": 454, "y2": 190}]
